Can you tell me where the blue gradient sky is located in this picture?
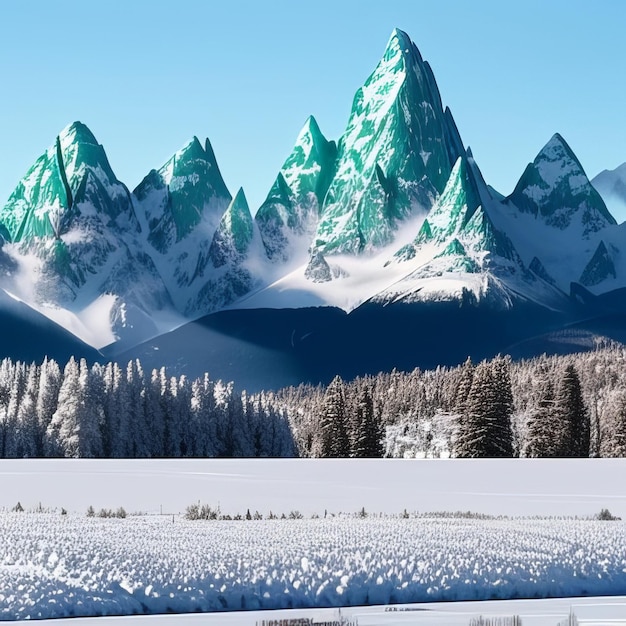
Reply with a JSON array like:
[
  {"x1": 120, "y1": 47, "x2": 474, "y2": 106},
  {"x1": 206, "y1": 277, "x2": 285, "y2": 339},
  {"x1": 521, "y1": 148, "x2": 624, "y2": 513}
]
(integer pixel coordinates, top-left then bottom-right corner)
[{"x1": 1, "y1": 0, "x2": 625, "y2": 217}]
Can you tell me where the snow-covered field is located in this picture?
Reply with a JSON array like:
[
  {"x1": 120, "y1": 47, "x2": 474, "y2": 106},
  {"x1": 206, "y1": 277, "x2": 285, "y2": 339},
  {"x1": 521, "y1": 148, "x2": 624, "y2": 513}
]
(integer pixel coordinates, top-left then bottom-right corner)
[
  {"x1": 2, "y1": 458, "x2": 626, "y2": 623},
  {"x1": 1, "y1": 512, "x2": 625, "y2": 621},
  {"x1": 34, "y1": 597, "x2": 626, "y2": 625},
  {"x1": 2, "y1": 458, "x2": 626, "y2": 519}
]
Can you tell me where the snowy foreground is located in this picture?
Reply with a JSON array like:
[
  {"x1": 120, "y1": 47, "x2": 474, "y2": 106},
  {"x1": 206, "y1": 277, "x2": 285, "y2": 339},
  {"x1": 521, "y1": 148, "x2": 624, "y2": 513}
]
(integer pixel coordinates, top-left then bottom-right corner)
[
  {"x1": 1, "y1": 513, "x2": 626, "y2": 621},
  {"x1": 42, "y1": 597, "x2": 626, "y2": 625}
]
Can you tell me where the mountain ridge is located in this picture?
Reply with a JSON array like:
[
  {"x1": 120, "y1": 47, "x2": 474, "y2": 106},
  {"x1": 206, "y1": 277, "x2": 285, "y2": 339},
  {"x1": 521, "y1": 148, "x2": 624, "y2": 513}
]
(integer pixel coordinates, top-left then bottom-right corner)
[{"x1": 1, "y1": 28, "x2": 626, "y2": 388}]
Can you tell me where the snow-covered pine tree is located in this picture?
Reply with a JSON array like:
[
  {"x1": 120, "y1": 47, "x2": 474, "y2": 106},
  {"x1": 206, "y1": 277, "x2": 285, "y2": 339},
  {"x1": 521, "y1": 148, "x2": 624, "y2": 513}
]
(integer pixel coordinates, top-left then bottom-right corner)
[
  {"x1": 228, "y1": 386, "x2": 253, "y2": 457},
  {"x1": 10, "y1": 363, "x2": 39, "y2": 457},
  {"x1": 554, "y1": 363, "x2": 590, "y2": 457},
  {"x1": 450, "y1": 357, "x2": 474, "y2": 456},
  {"x1": 46, "y1": 358, "x2": 102, "y2": 457},
  {"x1": 164, "y1": 375, "x2": 183, "y2": 456},
  {"x1": 176, "y1": 375, "x2": 193, "y2": 456},
  {"x1": 102, "y1": 362, "x2": 131, "y2": 457},
  {"x1": 34, "y1": 358, "x2": 61, "y2": 456},
  {"x1": 145, "y1": 368, "x2": 166, "y2": 457},
  {"x1": 454, "y1": 357, "x2": 475, "y2": 415},
  {"x1": 491, "y1": 355, "x2": 515, "y2": 454},
  {"x1": 79, "y1": 359, "x2": 103, "y2": 457},
  {"x1": 189, "y1": 374, "x2": 217, "y2": 456},
  {"x1": 600, "y1": 388, "x2": 626, "y2": 457},
  {"x1": 0, "y1": 359, "x2": 14, "y2": 457},
  {"x1": 523, "y1": 368, "x2": 556, "y2": 457},
  {"x1": 126, "y1": 360, "x2": 150, "y2": 457},
  {"x1": 351, "y1": 385, "x2": 382, "y2": 457},
  {"x1": 3, "y1": 362, "x2": 27, "y2": 457},
  {"x1": 319, "y1": 375, "x2": 349, "y2": 457},
  {"x1": 455, "y1": 359, "x2": 514, "y2": 458}
]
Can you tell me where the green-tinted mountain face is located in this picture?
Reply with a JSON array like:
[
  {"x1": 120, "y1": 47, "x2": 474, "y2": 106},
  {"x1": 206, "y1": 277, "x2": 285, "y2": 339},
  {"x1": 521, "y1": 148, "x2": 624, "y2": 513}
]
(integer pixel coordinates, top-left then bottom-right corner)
[
  {"x1": 209, "y1": 188, "x2": 255, "y2": 268},
  {"x1": 0, "y1": 122, "x2": 171, "y2": 346},
  {"x1": 391, "y1": 155, "x2": 525, "y2": 290},
  {"x1": 416, "y1": 157, "x2": 480, "y2": 246},
  {"x1": 256, "y1": 116, "x2": 337, "y2": 262},
  {"x1": 0, "y1": 122, "x2": 135, "y2": 243},
  {"x1": 313, "y1": 28, "x2": 463, "y2": 255},
  {"x1": 508, "y1": 133, "x2": 616, "y2": 236},
  {"x1": 134, "y1": 136, "x2": 231, "y2": 254},
  {"x1": 190, "y1": 188, "x2": 265, "y2": 315},
  {"x1": 393, "y1": 156, "x2": 481, "y2": 264}
]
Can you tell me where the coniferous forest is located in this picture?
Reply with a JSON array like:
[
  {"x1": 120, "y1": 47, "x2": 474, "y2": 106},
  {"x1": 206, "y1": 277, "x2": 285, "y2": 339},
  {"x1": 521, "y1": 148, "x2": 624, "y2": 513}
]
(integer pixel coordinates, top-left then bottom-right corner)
[{"x1": 1, "y1": 345, "x2": 626, "y2": 458}]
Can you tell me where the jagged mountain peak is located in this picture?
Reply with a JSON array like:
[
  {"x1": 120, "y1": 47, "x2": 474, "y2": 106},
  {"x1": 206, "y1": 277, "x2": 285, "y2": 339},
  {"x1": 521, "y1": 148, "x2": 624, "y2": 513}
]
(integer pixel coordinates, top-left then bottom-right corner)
[
  {"x1": 176, "y1": 135, "x2": 207, "y2": 160},
  {"x1": 58, "y1": 121, "x2": 98, "y2": 146},
  {"x1": 166, "y1": 135, "x2": 224, "y2": 172},
  {"x1": 385, "y1": 28, "x2": 423, "y2": 66},
  {"x1": 299, "y1": 115, "x2": 324, "y2": 142},
  {"x1": 413, "y1": 155, "x2": 480, "y2": 247},
  {"x1": 209, "y1": 187, "x2": 255, "y2": 267},
  {"x1": 535, "y1": 133, "x2": 588, "y2": 177},
  {"x1": 229, "y1": 187, "x2": 250, "y2": 216},
  {"x1": 313, "y1": 29, "x2": 463, "y2": 255},
  {"x1": 134, "y1": 132, "x2": 231, "y2": 256},
  {"x1": 0, "y1": 121, "x2": 134, "y2": 243},
  {"x1": 508, "y1": 132, "x2": 616, "y2": 234},
  {"x1": 255, "y1": 116, "x2": 336, "y2": 263},
  {"x1": 283, "y1": 116, "x2": 335, "y2": 184}
]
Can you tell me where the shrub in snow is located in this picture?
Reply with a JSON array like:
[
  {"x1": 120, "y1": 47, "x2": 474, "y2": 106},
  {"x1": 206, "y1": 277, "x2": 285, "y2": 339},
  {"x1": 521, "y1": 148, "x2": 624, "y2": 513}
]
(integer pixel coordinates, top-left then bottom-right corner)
[{"x1": 596, "y1": 508, "x2": 621, "y2": 521}]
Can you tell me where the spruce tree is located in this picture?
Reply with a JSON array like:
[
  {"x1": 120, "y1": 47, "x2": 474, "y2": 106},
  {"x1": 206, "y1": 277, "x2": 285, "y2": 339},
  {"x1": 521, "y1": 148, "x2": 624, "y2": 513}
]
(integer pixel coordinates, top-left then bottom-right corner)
[
  {"x1": 126, "y1": 360, "x2": 149, "y2": 457},
  {"x1": 319, "y1": 376, "x2": 349, "y2": 457},
  {"x1": 35, "y1": 358, "x2": 61, "y2": 456},
  {"x1": 455, "y1": 358, "x2": 514, "y2": 458},
  {"x1": 10, "y1": 363, "x2": 39, "y2": 458},
  {"x1": 351, "y1": 386, "x2": 382, "y2": 457},
  {"x1": 46, "y1": 358, "x2": 102, "y2": 457},
  {"x1": 524, "y1": 370, "x2": 556, "y2": 457},
  {"x1": 601, "y1": 389, "x2": 626, "y2": 457},
  {"x1": 554, "y1": 364, "x2": 589, "y2": 457}
]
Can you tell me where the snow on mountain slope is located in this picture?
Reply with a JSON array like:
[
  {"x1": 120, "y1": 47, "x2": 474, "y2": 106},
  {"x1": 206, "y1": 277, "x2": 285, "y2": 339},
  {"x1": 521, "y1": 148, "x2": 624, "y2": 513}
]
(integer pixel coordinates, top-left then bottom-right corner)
[
  {"x1": 3, "y1": 29, "x2": 626, "y2": 362},
  {"x1": 371, "y1": 155, "x2": 569, "y2": 311},
  {"x1": 312, "y1": 28, "x2": 464, "y2": 255},
  {"x1": 133, "y1": 136, "x2": 232, "y2": 314},
  {"x1": 255, "y1": 116, "x2": 336, "y2": 264},
  {"x1": 232, "y1": 154, "x2": 572, "y2": 315},
  {"x1": 507, "y1": 133, "x2": 615, "y2": 234},
  {"x1": 592, "y1": 162, "x2": 626, "y2": 224},
  {"x1": 494, "y1": 134, "x2": 619, "y2": 295},
  {"x1": 0, "y1": 122, "x2": 174, "y2": 348},
  {"x1": 192, "y1": 188, "x2": 271, "y2": 314},
  {"x1": 231, "y1": 212, "x2": 430, "y2": 312}
]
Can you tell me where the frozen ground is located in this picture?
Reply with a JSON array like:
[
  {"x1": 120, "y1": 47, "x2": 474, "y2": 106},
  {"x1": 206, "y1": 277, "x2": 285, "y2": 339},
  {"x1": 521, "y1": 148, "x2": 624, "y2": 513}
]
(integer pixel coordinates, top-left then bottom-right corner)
[
  {"x1": 1, "y1": 458, "x2": 626, "y2": 518},
  {"x1": 1, "y1": 458, "x2": 626, "y2": 623},
  {"x1": 41, "y1": 597, "x2": 626, "y2": 625}
]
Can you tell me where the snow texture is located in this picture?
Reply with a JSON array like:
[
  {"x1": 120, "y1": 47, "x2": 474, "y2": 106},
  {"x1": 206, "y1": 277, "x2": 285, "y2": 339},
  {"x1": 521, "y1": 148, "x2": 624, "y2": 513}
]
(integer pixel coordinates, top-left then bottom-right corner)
[{"x1": 1, "y1": 513, "x2": 625, "y2": 621}]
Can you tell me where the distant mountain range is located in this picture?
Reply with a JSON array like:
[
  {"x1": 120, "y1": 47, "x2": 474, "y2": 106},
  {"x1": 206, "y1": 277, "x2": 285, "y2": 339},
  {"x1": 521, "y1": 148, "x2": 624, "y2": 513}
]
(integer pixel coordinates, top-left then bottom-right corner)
[{"x1": 2, "y1": 28, "x2": 626, "y2": 389}]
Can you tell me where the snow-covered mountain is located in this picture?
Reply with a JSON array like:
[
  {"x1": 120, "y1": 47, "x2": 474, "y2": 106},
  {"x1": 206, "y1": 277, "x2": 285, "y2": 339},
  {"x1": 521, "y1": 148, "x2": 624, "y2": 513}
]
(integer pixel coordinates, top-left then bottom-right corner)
[
  {"x1": 255, "y1": 116, "x2": 336, "y2": 265},
  {"x1": 592, "y1": 163, "x2": 626, "y2": 225},
  {"x1": 0, "y1": 122, "x2": 174, "y2": 348},
  {"x1": 133, "y1": 135, "x2": 232, "y2": 315},
  {"x1": 312, "y1": 28, "x2": 463, "y2": 256},
  {"x1": 3, "y1": 28, "x2": 626, "y2": 384}
]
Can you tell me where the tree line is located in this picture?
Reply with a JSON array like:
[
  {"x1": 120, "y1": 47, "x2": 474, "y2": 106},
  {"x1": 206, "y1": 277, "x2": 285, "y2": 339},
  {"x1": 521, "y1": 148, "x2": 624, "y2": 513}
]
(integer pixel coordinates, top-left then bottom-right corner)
[
  {"x1": 275, "y1": 346, "x2": 626, "y2": 458},
  {"x1": 2, "y1": 345, "x2": 626, "y2": 458},
  {"x1": 0, "y1": 357, "x2": 295, "y2": 458}
]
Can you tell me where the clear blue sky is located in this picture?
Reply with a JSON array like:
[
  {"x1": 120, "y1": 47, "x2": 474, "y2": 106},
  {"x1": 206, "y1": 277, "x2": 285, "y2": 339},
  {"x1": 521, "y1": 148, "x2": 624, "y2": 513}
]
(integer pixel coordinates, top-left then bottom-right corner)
[{"x1": 1, "y1": 0, "x2": 625, "y2": 217}]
